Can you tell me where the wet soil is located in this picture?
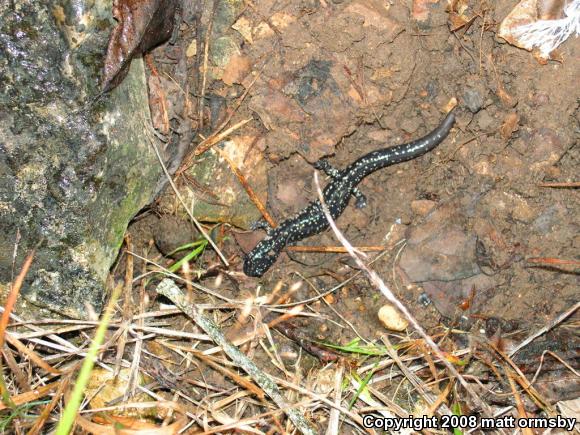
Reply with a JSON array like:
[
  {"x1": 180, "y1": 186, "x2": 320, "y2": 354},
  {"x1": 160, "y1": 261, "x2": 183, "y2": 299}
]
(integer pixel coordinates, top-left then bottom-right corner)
[{"x1": 125, "y1": 0, "x2": 578, "y2": 418}]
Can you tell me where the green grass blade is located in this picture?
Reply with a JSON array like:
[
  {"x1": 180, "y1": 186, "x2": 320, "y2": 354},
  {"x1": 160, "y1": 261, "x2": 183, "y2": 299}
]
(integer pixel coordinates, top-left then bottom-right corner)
[
  {"x1": 168, "y1": 239, "x2": 208, "y2": 273},
  {"x1": 55, "y1": 283, "x2": 123, "y2": 435},
  {"x1": 348, "y1": 366, "x2": 377, "y2": 410}
]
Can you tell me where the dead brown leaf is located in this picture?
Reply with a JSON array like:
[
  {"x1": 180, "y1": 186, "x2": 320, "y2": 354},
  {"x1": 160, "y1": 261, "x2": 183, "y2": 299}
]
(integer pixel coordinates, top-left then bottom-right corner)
[
  {"x1": 147, "y1": 74, "x2": 170, "y2": 135},
  {"x1": 412, "y1": 0, "x2": 440, "y2": 22},
  {"x1": 102, "y1": 0, "x2": 178, "y2": 92},
  {"x1": 497, "y1": 0, "x2": 574, "y2": 62},
  {"x1": 447, "y1": 0, "x2": 476, "y2": 31},
  {"x1": 500, "y1": 112, "x2": 520, "y2": 140},
  {"x1": 537, "y1": 0, "x2": 568, "y2": 20},
  {"x1": 449, "y1": 12, "x2": 477, "y2": 31},
  {"x1": 221, "y1": 54, "x2": 252, "y2": 86},
  {"x1": 496, "y1": 85, "x2": 517, "y2": 107}
]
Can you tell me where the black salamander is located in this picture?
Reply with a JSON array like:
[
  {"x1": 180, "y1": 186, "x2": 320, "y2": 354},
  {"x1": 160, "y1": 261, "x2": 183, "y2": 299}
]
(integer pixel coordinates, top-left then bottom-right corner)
[{"x1": 243, "y1": 109, "x2": 456, "y2": 277}]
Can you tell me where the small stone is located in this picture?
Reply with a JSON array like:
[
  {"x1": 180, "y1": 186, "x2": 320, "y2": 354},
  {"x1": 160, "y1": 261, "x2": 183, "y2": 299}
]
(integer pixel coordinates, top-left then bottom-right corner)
[
  {"x1": 532, "y1": 205, "x2": 559, "y2": 234},
  {"x1": 279, "y1": 344, "x2": 299, "y2": 361},
  {"x1": 463, "y1": 89, "x2": 484, "y2": 113},
  {"x1": 401, "y1": 223, "x2": 480, "y2": 282},
  {"x1": 477, "y1": 110, "x2": 494, "y2": 130},
  {"x1": 529, "y1": 128, "x2": 565, "y2": 172},
  {"x1": 426, "y1": 81, "x2": 438, "y2": 98},
  {"x1": 378, "y1": 305, "x2": 408, "y2": 331},
  {"x1": 473, "y1": 160, "x2": 494, "y2": 176},
  {"x1": 500, "y1": 112, "x2": 519, "y2": 140},
  {"x1": 399, "y1": 209, "x2": 412, "y2": 225},
  {"x1": 154, "y1": 215, "x2": 197, "y2": 258},
  {"x1": 529, "y1": 91, "x2": 549, "y2": 107},
  {"x1": 401, "y1": 116, "x2": 421, "y2": 134},
  {"x1": 411, "y1": 199, "x2": 436, "y2": 216},
  {"x1": 323, "y1": 294, "x2": 335, "y2": 304},
  {"x1": 511, "y1": 195, "x2": 536, "y2": 223}
]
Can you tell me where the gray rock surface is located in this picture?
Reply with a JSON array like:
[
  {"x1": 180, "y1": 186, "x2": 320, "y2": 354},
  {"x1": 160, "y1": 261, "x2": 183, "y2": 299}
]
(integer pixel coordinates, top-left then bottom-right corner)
[{"x1": 0, "y1": 1, "x2": 164, "y2": 318}]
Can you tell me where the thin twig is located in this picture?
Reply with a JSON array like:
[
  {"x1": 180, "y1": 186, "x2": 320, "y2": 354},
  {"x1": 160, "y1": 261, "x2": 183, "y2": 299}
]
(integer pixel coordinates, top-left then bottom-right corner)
[
  {"x1": 526, "y1": 257, "x2": 580, "y2": 266},
  {"x1": 288, "y1": 245, "x2": 385, "y2": 253},
  {"x1": 0, "y1": 249, "x2": 36, "y2": 407},
  {"x1": 145, "y1": 123, "x2": 229, "y2": 266},
  {"x1": 196, "y1": 116, "x2": 254, "y2": 154},
  {"x1": 382, "y1": 335, "x2": 453, "y2": 417},
  {"x1": 538, "y1": 181, "x2": 580, "y2": 188},
  {"x1": 325, "y1": 364, "x2": 343, "y2": 435},
  {"x1": 193, "y1": 70, "x2": 261, "y2": 158},
  {"x1": 155, "y1": 278, "x2": 317, "y2": 435},
  {"x1": 272, "y1": 376, "x2": 373, "y2": 433},
  {"x1": 348, "y1": 369, "x2": 409, "y2": 423},
  {"x1": 509, "y1": 301, "x2": 580, "y2": 357},
  {"x1": 127, "y1": 250, "x2": 235, "y2": 302},
  {"x1": 214, "y1": 144, "x2": 277, "y2": 228},
  {"x1": 114, "y1": 235, "x2": 134, "y2": 377},
  {"x1": 198, "y1": 0, "x2": 218, "y2": 130},
  {"x1": 178, "y1": 67, "x2": 263, "y2": 175},
  {"x1": 125, "y1": 253, "x2": 147, "y2": 400},
  {"x1": 312, "y1": 171, "x2": 497, "y2": 419}
]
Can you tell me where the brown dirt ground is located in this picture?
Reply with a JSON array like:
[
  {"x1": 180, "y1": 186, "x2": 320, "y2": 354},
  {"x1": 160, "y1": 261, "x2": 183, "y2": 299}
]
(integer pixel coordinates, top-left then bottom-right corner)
[{"x1": 124, "y1": 0, "x2": 578, "y2": 431}]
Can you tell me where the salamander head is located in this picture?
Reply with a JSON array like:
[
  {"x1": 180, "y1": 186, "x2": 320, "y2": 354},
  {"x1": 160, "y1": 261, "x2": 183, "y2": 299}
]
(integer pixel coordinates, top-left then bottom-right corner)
[
  {"x1": 243, "y1": 229, "x2": 288, "y2": 277},
  {"x1": 243, "y1": 251, "x2": 278, "y2": 277},
  {"x1": 243, "y1": 236, "x2": 282, "y2": 277}
]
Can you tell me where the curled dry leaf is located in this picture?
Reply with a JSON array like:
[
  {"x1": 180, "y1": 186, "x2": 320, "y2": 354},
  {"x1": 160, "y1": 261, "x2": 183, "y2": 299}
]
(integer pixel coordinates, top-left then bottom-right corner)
[
  {"x1": 102, "y1": 0, "x2": 178, "y2": 92},
  {"x1": 448, "y1": 0, "x2": 477, "y2": 31},
  {"x1": 500, "y1": 112, "x2": 520, "y2": 140},
  {"x1": 75, "y1": 401, "x2": 187, "y2": 435},
  {"x1": 232, "y1": 16, "x2": 254, "y2": 44},
  {"x1": 496, "y1": 85, "x2": 518, "y2": 107},
  {"x1": 498, "y1": 0, "x2": 580, "y2": 61},
  {"x1": 537, "y1": 0, "x2": 571, "y2": 20},
  {"x1": 444, "y1": 97, "x2": 458, "y2": 114},
  {"x1": 449, "y1": 13, "x2": 477, "y2": 31},
  {"x1": 412, "y1": 0, "x2": 440, "y2": 22}
]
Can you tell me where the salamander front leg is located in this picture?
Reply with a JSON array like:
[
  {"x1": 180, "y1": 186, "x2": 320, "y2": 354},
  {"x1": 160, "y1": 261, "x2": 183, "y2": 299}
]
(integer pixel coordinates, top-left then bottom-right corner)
[
  {"x1": 315, "y1": 159, "x2": 368, "y2": 208},
  {"x1": 352, "y1": 188, "x2": 367, "y2": 209},
  {"x1": 250, "y1": 218, "x2": 272, "y2": 233},
  {"x1": 314, "y1": 159, "x2": 341, "y2": 178}
]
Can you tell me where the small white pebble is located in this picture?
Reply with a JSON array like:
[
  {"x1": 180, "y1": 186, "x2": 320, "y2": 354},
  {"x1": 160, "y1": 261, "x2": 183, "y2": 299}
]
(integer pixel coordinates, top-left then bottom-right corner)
[{"x1": 378, "y1": 304, "x2": 409, "y2": 331}]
